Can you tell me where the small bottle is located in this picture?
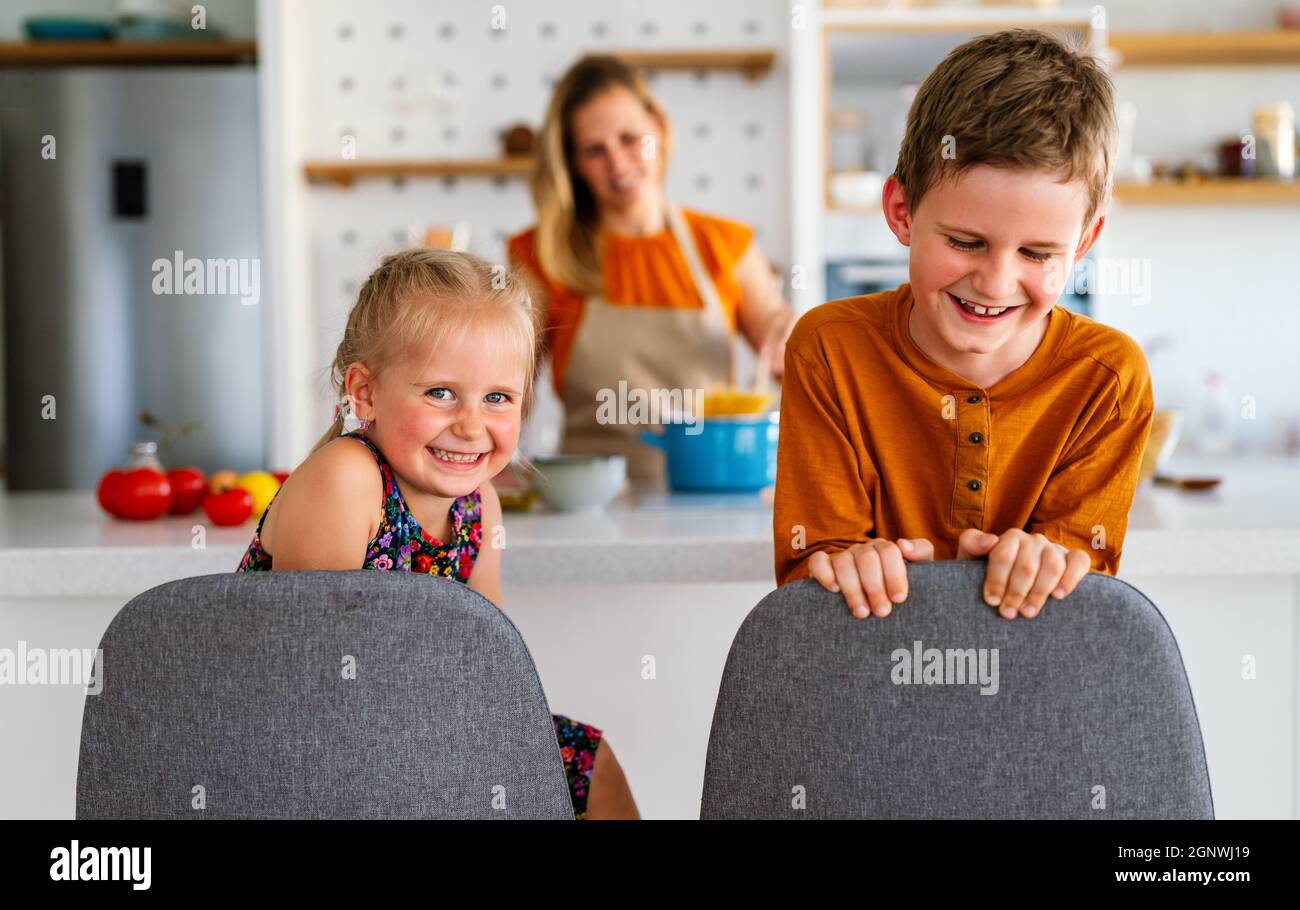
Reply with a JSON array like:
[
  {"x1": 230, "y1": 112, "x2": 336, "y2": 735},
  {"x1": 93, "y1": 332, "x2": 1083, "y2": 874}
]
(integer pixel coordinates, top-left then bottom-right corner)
[
  {"x1": 1198, "y1": 371, "x2": 1235, "y2": 457},
  {"x1": 125, "y1": 441, "x2": 164, "y2": 471}
]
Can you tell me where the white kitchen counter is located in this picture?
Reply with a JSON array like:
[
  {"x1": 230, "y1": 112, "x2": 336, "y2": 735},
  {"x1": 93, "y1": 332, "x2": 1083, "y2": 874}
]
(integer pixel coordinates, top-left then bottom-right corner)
[
  {"x1": 2, "y1": 454, "x2": 1297, "y2": 820},
  {"x1": 1, "y1": 455, "x2": 1298, "y2": 596}
]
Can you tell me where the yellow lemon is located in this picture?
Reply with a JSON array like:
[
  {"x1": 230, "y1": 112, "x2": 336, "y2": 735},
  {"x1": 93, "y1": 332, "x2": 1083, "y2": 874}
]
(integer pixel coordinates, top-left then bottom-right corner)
[{"x1": 235, "y1": 471, "x2": 281, "y2": 518}]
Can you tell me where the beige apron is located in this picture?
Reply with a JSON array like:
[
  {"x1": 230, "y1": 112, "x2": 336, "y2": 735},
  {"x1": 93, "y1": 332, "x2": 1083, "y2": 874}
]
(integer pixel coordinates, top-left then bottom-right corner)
[{"x1": 560, "y1": 200, "x2": 733, "y2": 481}]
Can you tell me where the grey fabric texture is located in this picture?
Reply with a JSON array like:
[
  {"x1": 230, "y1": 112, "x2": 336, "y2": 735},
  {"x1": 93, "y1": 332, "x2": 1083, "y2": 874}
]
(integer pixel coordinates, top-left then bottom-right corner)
[
  {"x1": 701, "y1": 561, "x2": 1214, "y2": 819},
  {"x1": 77, "y1": 570, "x2": 574, "y2": 819}
]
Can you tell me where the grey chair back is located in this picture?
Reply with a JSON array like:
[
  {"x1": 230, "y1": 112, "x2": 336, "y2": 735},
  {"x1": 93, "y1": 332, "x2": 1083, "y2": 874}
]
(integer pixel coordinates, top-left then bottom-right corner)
[
  {"x1": 701, "y1": 561, "x2": 1213, "y2": 819},
  {"x1": 77, "y1": 570, "x2": 573, "y2": 819}
]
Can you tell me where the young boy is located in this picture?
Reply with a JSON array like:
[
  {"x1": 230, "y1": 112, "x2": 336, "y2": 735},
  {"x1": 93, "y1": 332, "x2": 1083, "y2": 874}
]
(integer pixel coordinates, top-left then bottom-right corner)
[{"x1": 774, "y1": 29, "x2": 1153, "y2": 621}]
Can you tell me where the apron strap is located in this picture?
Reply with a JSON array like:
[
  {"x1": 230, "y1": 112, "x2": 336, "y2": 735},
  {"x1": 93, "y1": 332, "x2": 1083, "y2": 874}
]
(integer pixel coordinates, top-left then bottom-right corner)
[{"x1": 663, "y1": 198, "x2": 734, "y2": 386}]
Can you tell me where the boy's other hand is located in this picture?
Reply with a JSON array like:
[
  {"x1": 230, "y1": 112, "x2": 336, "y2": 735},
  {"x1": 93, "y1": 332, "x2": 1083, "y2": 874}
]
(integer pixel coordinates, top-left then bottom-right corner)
[
  {"x1": 808, "y1": 538, "x2": 935, "y2": 620},
  {"x1": 956, "y1": 528, "x2": 1091, "y2": 620}
]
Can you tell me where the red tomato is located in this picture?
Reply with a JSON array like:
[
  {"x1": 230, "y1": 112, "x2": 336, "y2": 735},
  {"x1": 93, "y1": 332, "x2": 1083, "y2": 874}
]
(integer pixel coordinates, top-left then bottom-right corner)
[
  {"x1": 271, "y1": 470, "x2": 290, "y2": 485},
  {"x1": 203, "y1": 488, "x2": 253, "y2": 526},
  {"x1": 166, "y1": 467, "x2": 208, "y2": 515},
  {"x1": 115, "y1": 468, "x2": 172, "y2": 521},
  {"x1": 96, "y1": 469, "x2": 126, "y2": 517}
]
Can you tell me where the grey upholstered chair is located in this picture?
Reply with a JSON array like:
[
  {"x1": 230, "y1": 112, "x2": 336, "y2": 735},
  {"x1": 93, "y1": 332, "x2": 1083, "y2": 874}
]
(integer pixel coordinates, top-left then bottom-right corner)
[
  {"x1": 77, "y1": 571, "x2": 573, "y2": 819},
  {"x1": 701, "y1": 561, "x2": 1213, "y2": 819}
]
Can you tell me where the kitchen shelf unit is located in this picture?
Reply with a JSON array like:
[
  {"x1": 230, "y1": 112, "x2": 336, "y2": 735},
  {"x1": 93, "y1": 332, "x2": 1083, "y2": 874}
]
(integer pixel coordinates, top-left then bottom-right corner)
[
  {"x1": 1108, "y1": 30, "x2": 1300, "y2": 67},
  {"x1": 0, "y1": 40, "x2": 256, "y2": 66},
  {"x1": 832, "y1": 180, "x2": 1300, "y2": 207},
  {"x1": 1114, "y1": 178, "x2": 1300, "y2": 204},
  {"x1": 584, "y1": 48, "x2": 777, "y2": 80},
  {"x1": 303, "y1": 157, "x2": 534, "y2": 188},
  {"x1": 303, "y1": 48, "x2": 777, "y2": 188}
]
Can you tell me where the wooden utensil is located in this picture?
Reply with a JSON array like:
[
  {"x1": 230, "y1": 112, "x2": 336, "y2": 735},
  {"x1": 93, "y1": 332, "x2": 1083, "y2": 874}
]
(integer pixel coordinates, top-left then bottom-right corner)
[{"x1": 1154, "y1": 474, "x2": 1223, "y2": 491}]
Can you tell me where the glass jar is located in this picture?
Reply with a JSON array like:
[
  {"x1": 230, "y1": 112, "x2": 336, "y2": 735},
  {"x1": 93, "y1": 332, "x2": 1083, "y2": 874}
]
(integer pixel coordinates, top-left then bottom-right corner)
[
  {"x1": 125, "y1": 441, "x2": 164, "y2": 471},
  {"x1": 1252, "y1": 102, "x2": 1296, "y2": 179},
  {"x1": 829, "y1": 108, "x2": 870, "y2": 172}
]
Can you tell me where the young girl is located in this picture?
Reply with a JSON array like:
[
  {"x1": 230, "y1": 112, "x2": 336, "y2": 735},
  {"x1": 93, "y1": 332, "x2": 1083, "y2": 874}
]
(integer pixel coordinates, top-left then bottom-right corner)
[{"x1": 237, "y1": 248, "x2": 639, "y2": 820}]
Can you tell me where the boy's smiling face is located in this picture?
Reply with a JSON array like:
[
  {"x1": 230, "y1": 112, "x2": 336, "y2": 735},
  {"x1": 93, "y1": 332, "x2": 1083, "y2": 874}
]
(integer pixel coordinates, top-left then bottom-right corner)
[{"x1": 883, "y1": 164, "x2": 1104, "y2": 388}]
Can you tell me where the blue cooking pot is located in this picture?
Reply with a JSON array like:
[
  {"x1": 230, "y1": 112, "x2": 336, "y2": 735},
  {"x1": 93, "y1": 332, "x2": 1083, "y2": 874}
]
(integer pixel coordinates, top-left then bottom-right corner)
[{"x1": 639, "y1": 411, "x2": 778, "y2": 492}]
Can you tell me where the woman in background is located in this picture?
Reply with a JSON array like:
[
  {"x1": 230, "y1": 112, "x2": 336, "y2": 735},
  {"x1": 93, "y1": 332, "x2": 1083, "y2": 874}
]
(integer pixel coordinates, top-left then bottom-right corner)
[{"x1": 509, "y1": 56, "x2": 795, "y2": 482}]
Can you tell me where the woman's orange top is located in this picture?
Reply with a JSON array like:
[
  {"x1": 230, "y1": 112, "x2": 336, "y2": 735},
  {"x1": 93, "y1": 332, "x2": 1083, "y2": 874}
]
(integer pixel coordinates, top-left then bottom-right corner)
[
  {"x1": 507, "y1": 209, "x2": 754, "y2": 396},
  {"x1": 773, "y1": 283, "x2": 1155, "y2": 587}
]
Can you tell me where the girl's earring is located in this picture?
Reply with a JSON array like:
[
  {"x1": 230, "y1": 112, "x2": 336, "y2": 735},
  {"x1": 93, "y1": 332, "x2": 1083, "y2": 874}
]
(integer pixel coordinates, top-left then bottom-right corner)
[
  {"x1": 337, "y1": 397, "x2": 367, "y2": 434},
  {"x1": 358, "y1": 416, "x2": 371, "y2": 432}
]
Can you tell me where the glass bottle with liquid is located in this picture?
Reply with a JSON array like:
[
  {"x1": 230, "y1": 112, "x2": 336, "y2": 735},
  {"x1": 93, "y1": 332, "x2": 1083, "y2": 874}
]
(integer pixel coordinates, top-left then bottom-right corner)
[{"x1": 1198, "y1": 371, "x2": 1235, "y2": 457}]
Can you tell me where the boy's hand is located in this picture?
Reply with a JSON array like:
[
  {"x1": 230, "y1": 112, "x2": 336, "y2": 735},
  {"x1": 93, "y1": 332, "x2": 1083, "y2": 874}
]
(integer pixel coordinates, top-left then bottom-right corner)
[
  {"x1": 808, "y1": 538, "x2": 935, "y2": 619},
  {"x1": 956, "y1": 528, "x2": 1091, "y2": 620}
]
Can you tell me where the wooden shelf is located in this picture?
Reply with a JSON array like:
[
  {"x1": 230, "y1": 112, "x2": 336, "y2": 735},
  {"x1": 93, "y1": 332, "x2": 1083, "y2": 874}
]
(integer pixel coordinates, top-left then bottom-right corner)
[
  {"x1": 1108, "y1": 30, "x2": 1300, "y2": 66},
  {"x1": 1114, "y1": 178, "x2": 1300, "y2": 204},
  {"x1": 0, "y1": 40, "x2": 256, "y2": 66},
  {"x1": 826, "y1": 202, "x2": 880, "y2": 214},
  {"x1": 822, "y1": 9, "x2": 1092, "y2": 34},
  {"x1": 303, "y1": 158, "x2": 535, "y2": 187},
  {"x1": 585, "y1": 49, "x2": 776, "y2": 80}
]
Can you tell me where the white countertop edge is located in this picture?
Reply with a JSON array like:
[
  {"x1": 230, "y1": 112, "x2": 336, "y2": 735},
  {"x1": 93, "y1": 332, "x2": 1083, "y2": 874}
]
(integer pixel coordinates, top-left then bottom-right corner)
[{"x1": 3, "y1": 528, "x2": 1299, "y2": 599}]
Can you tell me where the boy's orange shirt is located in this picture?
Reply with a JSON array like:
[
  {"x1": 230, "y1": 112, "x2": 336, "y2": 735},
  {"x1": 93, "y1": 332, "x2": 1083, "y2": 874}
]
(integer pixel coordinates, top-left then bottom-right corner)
[{"x1": 773, "y1": 283, "x2": 1154, "y2": 587}]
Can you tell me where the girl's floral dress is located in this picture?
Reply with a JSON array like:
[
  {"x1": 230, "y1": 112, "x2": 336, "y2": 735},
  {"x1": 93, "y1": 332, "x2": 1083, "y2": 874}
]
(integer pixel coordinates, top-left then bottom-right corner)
[{"x1": 237, "y1": 429, "x2": 603, "y2": 818}]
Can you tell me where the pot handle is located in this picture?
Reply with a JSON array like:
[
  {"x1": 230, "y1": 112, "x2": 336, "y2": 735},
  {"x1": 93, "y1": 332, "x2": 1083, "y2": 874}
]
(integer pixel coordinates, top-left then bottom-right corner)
[{"x1": 638, "y1": 429, "x2": 665, "y2": 450}]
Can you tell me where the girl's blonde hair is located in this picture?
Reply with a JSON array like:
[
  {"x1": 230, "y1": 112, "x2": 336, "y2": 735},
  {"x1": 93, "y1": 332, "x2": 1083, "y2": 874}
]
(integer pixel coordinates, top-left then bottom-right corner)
[
  {"x1": 312, "y1": 248, "x2": 541, "y2": 455},
  {"x1": 532, "y1": 55, "x2": 671, "y2": 295}
]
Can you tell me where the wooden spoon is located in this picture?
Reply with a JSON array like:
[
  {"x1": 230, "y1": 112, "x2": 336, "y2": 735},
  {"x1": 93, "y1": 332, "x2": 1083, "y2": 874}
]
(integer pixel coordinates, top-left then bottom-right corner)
[{"x1": 1154, "y1": 474, "x2": 1222, "y2": 491}]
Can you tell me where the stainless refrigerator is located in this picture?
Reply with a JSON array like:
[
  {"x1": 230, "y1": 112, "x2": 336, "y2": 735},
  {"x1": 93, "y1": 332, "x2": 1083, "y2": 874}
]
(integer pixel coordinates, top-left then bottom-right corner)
[{"x1": 0, "y1": 65, "x2": 264, "y2": 490}]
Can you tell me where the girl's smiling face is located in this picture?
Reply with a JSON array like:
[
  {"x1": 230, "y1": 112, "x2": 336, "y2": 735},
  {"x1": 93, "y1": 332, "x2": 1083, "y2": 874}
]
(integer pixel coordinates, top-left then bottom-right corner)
[
  {"x1": 883, "y1": 164, "x2": 1104, "y2": 387},
  {"x1": 347, "y1": 322, "x2": 525, "y2": 500}
]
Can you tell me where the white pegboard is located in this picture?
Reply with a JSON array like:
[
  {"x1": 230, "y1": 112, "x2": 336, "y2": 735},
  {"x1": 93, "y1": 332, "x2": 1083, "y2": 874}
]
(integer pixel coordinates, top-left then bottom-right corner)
[{"x1": 298, "y1": 0, "x2": 791, "y2": 391}]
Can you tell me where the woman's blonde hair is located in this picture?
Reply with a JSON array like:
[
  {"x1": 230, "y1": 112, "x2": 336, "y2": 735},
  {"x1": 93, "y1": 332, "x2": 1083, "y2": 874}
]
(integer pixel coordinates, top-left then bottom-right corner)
[
  {"x1": 311, "y1": 248, "x2": 542, "y2": 454},
  {"x1": 532, "y1": 55, "x2": 671, "y2": 295}
]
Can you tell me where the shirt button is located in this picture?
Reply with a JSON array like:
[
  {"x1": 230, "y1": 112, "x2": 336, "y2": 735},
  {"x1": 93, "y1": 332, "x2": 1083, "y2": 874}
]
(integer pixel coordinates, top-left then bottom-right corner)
[
  {"x1": 967, "y1": 479, "x2": 982, "y2": 492},
  {"x1": 968, "y1": 431, "x2": 984, "y2": 444},
  {"x1": 967, "y1": 395, "x2": 982, "y2": 404}
]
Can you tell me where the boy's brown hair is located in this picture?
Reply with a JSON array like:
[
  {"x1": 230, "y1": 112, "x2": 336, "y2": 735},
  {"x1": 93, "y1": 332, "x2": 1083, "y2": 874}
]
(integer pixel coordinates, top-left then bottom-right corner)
[{"x1": 893, "y1": 28, "x2": 1118, "y2": 233}]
